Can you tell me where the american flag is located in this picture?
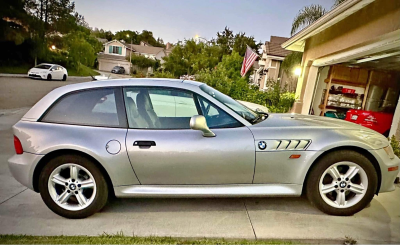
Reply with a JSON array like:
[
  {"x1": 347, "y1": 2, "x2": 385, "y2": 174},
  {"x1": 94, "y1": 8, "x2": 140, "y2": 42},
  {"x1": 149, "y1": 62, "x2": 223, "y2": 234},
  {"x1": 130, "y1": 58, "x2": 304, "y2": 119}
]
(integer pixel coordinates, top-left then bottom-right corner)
[{"x1": 240, "y1": 46, "x2": 259, "y2": 77}]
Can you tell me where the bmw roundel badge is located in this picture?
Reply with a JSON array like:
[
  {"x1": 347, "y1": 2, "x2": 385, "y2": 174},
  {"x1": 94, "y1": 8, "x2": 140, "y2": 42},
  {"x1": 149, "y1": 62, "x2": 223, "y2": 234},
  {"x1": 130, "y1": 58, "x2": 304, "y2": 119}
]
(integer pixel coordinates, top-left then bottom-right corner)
[{"x1": 258, "y1": 141, "x2": 267, "y2": 150}]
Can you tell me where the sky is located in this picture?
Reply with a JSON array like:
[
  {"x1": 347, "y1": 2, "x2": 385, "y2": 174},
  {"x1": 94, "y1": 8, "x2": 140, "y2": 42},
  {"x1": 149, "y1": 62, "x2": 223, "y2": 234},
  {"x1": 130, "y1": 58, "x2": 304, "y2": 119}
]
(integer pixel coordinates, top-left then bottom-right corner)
[{"x1": 74, "y1": 0, "x2": 334, "y2": 44}]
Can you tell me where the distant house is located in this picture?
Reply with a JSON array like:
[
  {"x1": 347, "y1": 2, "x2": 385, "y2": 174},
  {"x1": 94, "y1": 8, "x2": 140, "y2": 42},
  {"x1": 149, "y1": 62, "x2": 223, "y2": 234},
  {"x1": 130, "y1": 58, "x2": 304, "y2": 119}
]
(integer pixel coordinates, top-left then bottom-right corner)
[
  {"x1": 96, "y1": 38, "x2": 108, "y2": 44},
  {"x1": 252, "y1": 36, "x2": 297, "y2": 92},
  {"x1": 97, "y1": 40, "x2": 173, "y2": 74}
]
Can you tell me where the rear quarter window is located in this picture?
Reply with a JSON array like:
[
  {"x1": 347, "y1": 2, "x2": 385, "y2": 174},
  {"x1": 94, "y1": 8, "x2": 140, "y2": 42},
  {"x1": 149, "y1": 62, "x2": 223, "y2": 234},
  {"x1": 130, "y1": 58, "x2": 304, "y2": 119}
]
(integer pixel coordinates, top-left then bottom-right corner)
[{"x1": 41, "y1": 88, "x2": 125, "y2": 127}]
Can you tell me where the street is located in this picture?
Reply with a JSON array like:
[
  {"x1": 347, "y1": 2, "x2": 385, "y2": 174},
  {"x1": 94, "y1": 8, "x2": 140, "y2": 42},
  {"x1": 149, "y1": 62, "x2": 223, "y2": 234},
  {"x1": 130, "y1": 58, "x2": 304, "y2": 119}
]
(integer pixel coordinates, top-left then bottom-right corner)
[{"x1": 0, "y1": 77, "x2": 399, "y2": 243}]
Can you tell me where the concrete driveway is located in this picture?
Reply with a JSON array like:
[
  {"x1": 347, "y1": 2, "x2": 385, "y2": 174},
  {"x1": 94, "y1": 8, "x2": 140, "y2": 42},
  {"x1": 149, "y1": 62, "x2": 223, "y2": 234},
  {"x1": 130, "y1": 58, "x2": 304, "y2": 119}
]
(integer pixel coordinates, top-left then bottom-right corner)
[{"x1": 0, "y1": 77, "x2": 399, "y2": 244}]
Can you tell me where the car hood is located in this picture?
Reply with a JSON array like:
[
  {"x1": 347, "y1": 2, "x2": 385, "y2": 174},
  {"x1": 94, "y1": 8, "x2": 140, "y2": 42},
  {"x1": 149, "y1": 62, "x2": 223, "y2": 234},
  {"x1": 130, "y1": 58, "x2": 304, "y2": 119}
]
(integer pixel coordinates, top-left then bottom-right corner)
[
  {"x1": 248, "y1": 113, "x2": 389, "y2": 150},
  {"x1": 29, "y1": 68, "x2": 49, "y2": 73},
  {"x1": 253, "y1": 113, "x2": 367, "y2": 130}
]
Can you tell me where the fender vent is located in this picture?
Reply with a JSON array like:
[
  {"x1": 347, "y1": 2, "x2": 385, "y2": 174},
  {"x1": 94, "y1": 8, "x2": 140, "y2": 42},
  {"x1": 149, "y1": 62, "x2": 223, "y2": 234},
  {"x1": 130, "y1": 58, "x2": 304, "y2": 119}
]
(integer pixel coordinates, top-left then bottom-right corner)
[{"x1": 276, "y1": 140, "x2": 310, "y2": 150}]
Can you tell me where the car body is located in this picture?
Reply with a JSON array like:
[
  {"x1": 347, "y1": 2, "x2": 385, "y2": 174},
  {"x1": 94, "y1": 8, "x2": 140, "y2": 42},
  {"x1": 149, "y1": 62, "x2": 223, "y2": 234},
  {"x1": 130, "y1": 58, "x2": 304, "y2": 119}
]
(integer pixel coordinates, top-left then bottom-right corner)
[
  {"x1": 111, "y1": 66, "x2": 125, "y2": 74},
  {"x1": 28, "y1": 63, "x2": 68, "y2": 81},
  {"x1": 8, "y1": 79, "x2": 399, "y2": 218},
  {"x1": 345, "y1": 109, "x2": 393, "y2": 136},
  {"x1": 237, "y1": 100, "x2": 269, "y2": 113}
]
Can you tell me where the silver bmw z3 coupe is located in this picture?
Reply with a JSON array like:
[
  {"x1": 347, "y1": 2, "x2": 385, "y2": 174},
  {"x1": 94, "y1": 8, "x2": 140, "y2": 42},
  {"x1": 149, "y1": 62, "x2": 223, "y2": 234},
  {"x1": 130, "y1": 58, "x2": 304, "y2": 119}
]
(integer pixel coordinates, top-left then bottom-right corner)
[{"x1": 9, "y1": 79, "x2": 399, "y2": 218}]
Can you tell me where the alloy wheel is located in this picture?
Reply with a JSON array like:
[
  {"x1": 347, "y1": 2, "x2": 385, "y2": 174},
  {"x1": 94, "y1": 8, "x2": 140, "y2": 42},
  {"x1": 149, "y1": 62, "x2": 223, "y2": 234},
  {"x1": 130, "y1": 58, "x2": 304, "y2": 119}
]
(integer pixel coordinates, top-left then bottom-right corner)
[
  {"x1": 47, "y1": 163, "x2": 96, "y2": 211},
  {"x1": 319, "y1": 161, "x2": 368, "y2": 209}
]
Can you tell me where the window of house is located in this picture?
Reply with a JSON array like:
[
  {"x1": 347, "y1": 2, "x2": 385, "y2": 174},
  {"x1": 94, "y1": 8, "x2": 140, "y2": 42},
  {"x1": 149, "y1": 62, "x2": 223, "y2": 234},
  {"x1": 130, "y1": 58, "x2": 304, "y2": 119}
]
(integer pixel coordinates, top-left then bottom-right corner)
[
  {"x1": 42, "y1": 88, "x2": 124, "y2": 127},
  {"x1": 109, "y1": 45, "x2": 122, "y2": 55}
]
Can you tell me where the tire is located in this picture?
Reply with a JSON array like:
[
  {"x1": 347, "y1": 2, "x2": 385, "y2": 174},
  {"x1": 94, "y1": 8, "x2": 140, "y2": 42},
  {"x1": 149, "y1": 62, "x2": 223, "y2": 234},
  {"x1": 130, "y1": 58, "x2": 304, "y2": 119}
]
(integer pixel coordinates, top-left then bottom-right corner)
[
  {"x1": 47, "y1": 74, "x2": 52, "y2": 81},
  {"x1": 38, "y1": 154, "x2": 108, "y2": 219},
  {"x1": 62, "y1": 74, "x2": 67, "y2": 81},
  {"x1": 306, "y1": 150, "x2": 378, "y2": 216}
]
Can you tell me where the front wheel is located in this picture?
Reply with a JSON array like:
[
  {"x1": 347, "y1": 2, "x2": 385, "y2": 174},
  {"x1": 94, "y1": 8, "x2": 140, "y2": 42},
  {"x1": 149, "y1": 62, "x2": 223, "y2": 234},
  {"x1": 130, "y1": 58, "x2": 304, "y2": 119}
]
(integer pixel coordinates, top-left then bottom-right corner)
[
  {"x1": 306, "y1": 150, "x2": 378, "y2": 216},
  {"x1": 62, "y1": 74, "x2": 67, "y2": 81},
  {"x1": 39, "y1": 155, "x2": 108, "y2": 219},
  {"x1": 47, "y1": 74, "x2": 52, "y2": 81}
]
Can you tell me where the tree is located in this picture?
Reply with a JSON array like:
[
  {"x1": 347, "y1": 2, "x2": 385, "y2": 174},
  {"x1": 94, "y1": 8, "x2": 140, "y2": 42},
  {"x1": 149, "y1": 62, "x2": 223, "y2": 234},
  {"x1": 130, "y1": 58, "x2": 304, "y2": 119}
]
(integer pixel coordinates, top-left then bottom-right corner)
[
  {"x1": 195, "y1": 52, "x2": 296, "y2": 113},
  {"x1": 162, "y1": 39, "x2": 223, "y2": 77},
  {"x1": 291, "y1": 0, "x2": 348, "y2": 35},
  {"x1": 114, "y1": 30, "x2": 139, "y2": 44},
  {"x1": 286, "y1": 0, "x2": 348, "y2": 74},
  {"x1": 281, "y1": 51, "x2": 303, "y2": 75},
  {"x1": 290, "y1": 4, "x2": 326, "y2": 36},
  {"x1": 214, "y1": 27, "x2": 261, "y2": 56},
  {"x1": 113, "y1": 30, "x2": 165, "y2": 47},
  {"x1": 92, "y1": 28, "x2": 114, "y2": 41}
]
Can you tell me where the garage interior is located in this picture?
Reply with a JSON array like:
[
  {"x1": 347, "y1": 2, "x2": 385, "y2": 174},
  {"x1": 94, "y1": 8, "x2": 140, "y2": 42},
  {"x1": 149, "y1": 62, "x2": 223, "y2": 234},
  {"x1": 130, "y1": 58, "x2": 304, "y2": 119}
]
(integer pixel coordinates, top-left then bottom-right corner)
[{"x1": 310, "y1": 47, "x2": 400, "y2": 137}]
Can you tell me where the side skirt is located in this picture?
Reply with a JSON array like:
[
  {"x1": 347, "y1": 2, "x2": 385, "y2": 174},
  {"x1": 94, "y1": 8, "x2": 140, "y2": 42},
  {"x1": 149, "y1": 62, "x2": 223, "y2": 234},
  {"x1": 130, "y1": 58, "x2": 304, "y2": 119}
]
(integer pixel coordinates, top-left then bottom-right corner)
[{"x1": 114, "y1": 184, "x2": 303, "y2": 198}]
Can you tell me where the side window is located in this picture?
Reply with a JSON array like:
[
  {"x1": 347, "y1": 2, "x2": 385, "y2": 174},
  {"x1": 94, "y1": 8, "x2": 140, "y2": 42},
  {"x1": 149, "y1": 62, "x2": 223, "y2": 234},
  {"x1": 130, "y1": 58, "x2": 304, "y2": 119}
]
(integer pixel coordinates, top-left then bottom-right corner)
[
  {"x1": 197, "y1": 96, "x2": 242, "y2": 129},
  {"x1": 123, "y1": 87, "x2": 199, "y2": 129},
  {"x1": 42, "y1": 88, "x2": 123, "y2": 127}
]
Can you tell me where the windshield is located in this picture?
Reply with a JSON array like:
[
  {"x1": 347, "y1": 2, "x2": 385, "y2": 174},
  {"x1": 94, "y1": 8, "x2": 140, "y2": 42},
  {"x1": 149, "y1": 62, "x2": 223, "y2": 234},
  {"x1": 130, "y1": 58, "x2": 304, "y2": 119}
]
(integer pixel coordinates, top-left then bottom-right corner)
[
  {"x1": 199, "y1": 84, "x2": 262, "y2": 124},
  {"x1": 34, "y1": 64, "x2": 52, "y2": 69}
]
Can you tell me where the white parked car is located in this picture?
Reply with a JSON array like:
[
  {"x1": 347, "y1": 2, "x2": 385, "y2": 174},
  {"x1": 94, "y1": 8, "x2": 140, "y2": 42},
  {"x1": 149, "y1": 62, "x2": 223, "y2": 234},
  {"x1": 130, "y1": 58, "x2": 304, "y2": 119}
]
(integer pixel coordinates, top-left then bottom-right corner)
[
  {"x1": 237, "y1": 100, "x2": 269, "y2": 113},
  {"x1": 28, "y1": 63, "x2": 68, "y2": 81}
]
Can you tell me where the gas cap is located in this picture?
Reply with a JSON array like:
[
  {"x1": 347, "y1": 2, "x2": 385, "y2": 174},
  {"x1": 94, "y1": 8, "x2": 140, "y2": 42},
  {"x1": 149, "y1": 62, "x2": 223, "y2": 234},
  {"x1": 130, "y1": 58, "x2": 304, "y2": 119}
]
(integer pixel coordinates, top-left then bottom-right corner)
[{"x1": 106, "y1": 140, "x2": 121, "y2": 155}]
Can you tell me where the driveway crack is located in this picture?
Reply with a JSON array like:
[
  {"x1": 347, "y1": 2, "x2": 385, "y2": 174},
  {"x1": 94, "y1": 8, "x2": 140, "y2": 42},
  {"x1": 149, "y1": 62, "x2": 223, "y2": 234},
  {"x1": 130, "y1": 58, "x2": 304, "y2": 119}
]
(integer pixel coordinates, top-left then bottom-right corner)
[
  {"x1": 243, "y1": 199, "x2": 257, "y2": 240},
  {"x1": 0, "y1": 188, "x2": 28, "y2": 205}
]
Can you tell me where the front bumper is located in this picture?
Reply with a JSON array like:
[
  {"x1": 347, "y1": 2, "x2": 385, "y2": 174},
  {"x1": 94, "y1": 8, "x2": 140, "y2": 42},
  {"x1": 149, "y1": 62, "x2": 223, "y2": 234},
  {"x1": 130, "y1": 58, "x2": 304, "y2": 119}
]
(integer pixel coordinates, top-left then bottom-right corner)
[
  {"x1": 8, "y1": 152, "x2": 43, "y2": 190},
  {"x1": 369, "y1": 148, "x2": 400, "y2": 193},
  {"x1": 28, "y1": 73, "x2": 47, "y2": 79}
]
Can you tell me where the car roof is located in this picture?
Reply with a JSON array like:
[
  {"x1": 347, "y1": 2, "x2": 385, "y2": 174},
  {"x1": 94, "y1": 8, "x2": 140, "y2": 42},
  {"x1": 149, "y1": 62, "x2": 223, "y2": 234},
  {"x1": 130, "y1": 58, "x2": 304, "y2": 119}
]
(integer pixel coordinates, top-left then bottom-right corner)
[
  {"x1": 36, "y1": 63, "x2": 56, "y2": 66},
  {"x1": 22, "y1": 78, "x2": 205, "y2": 120}
]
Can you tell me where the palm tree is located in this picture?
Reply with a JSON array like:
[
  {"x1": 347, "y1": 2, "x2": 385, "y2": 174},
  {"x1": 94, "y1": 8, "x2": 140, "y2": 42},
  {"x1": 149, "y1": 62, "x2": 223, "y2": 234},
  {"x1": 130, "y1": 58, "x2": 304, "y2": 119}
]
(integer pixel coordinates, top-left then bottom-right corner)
[
  {"x1": 282, "y1": 0, "x2": 347, "y2": 75},
  {"x1": 291, "y1": 0, "x2": 347, "y2": 35}
]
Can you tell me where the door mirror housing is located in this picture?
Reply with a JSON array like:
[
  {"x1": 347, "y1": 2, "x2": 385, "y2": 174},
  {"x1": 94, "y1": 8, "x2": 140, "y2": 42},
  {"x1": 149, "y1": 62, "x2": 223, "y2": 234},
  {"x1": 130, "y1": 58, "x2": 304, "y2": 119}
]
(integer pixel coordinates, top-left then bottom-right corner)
[{"x1": 190, "y1": 115, "x2": 215, "y2": 137}]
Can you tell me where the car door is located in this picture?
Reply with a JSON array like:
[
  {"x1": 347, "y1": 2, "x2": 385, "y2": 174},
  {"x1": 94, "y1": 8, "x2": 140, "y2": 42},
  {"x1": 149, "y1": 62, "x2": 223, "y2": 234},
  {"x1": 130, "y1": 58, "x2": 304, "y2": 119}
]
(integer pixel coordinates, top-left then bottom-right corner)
[
  {"x1": 50, "y1": 66, "x2": 61, "y2": 79},
  {"x1": 124, "y1": 86, "x2": 255, "y2": 185}
]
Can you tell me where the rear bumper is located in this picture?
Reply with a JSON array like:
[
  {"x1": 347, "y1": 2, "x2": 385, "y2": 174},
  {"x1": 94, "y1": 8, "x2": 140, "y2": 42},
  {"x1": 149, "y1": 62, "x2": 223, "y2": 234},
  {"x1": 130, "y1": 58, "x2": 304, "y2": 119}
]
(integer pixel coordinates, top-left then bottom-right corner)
[
  {"x1": 8, "y1": 152, "x2": 43, "y2": 190},
  {"x1": 369, "y1": 148, "x2": 400, "y2": 193}
]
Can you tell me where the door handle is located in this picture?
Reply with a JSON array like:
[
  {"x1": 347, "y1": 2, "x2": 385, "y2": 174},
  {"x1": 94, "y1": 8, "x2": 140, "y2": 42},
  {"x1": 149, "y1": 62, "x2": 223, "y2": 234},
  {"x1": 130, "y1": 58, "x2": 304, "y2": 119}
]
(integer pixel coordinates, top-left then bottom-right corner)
[{"x1": 133, "y1": 141, "x2": 156, "y2": 147}]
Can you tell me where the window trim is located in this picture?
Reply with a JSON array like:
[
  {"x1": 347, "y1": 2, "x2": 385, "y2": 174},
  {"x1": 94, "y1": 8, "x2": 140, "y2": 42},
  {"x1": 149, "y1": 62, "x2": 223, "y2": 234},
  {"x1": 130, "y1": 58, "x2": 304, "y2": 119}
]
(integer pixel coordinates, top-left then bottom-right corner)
[
  {"x1": 39, "y1": 87, "x2": 128, "y2": 129},
  {"x1": 122, "y1": 86, "x2": 244, "y2": 130},
  {"x1": 194, "y1": 93, "x2": 243, "y2": 129}
]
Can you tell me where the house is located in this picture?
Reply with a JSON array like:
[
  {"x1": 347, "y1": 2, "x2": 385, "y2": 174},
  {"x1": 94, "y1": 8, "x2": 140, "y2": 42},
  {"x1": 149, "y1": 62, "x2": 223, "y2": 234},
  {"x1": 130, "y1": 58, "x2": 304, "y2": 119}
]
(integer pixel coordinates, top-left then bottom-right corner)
[
  {"x1": 96, "y1": 38, "x2": 108, "y2": 44},
  {"x1": 97, "y1": 40, "x2": 173, "y2": 74},
  {"x1": 252, "y1": 36, "x2": 297, "y2": 92},
  {"x1": 282, "y1": 0, "x2": 400, "y2": 138}
]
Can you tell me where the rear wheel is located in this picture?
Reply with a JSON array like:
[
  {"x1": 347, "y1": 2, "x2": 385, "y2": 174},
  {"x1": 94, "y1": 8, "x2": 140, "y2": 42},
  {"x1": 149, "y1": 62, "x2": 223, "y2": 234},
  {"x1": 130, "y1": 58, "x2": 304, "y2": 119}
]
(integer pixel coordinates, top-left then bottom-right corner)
[
  {"x1": 306, "y1": 150, "x2": 377, "y2": 216},
  {"x1": 47, "y1": 74, "x2": 52, "y2": 81},
  {"x1": 39, "y1": 155, "x2": 108, "y2": 219}
]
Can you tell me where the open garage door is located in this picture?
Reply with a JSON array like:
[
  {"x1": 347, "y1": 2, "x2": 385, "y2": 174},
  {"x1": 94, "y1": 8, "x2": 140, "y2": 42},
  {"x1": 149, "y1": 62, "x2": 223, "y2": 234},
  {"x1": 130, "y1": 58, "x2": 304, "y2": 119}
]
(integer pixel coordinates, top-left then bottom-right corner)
[{"x1": 310, "y1": 48, "x2": 400, "y2": 138}]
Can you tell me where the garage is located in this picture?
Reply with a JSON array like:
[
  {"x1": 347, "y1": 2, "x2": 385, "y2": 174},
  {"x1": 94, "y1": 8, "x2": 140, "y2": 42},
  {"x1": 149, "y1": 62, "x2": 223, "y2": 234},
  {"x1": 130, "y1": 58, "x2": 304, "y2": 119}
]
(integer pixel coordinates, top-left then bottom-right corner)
[
  {"x1": 281, "y1": 0, "x2": 400, "y2": 138},
  {"x1": 310, "y1": 53, "x2": 400, "y2": 137},
  {"x1": 97, "y1": 54, "x2": 131, "y2": 74}
]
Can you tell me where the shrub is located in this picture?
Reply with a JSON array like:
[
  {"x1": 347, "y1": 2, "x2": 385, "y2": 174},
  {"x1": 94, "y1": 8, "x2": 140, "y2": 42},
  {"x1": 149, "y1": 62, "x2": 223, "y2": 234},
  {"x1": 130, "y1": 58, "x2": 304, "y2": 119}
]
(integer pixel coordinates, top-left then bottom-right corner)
[
  {"x1": 390, "y1": 135, "x2": 400, "y2": 158},
  {"x1": 129, "y1": 55, "x2": 160, "y2": 70},
  {"x1": 196, "y1": 52, "x2": 296, "y2": 113},
  {"x1": 153, "y1": 71, "x2": 176, "y2": 78}
]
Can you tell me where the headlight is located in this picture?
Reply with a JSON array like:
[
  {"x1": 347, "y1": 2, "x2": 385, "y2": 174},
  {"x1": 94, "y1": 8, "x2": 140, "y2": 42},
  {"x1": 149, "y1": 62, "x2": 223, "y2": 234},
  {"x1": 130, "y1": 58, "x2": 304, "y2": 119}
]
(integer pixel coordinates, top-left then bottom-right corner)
[{"x1": 383, "y1": 145, "x2": 395, "y2": 159}]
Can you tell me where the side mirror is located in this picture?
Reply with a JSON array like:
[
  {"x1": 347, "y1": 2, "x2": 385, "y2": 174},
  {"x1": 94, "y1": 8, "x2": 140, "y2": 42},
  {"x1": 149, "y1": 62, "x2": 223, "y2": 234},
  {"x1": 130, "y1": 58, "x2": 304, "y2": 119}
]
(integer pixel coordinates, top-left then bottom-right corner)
[{"x1": 190, "y1": 115, "x2": 215, "y2": 137}]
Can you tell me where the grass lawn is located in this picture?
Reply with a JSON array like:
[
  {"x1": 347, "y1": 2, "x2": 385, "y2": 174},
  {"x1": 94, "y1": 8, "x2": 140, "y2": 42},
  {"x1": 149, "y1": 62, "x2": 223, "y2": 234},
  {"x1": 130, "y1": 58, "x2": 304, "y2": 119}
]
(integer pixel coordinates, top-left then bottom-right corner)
[
  {"x1": 0, "y1": 64, "x2": 99, "y2": 77},
  {"x1": 68, "y1": 65, "x2": 100, "y2": 77},
  {"x1": 0, "y1": 234, "x2": 295, "y2": 244},
  {"x1": 0, "y1": 64, "x2": 31, "y2": 74}
]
